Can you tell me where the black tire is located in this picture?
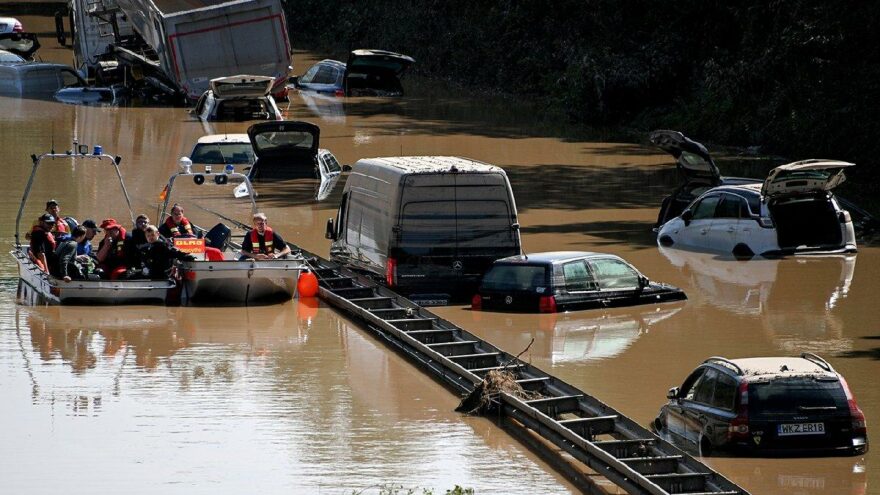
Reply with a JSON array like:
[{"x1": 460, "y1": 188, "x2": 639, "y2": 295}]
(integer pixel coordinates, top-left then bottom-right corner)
[{"x1": 732, "y1": 243, "x2": 754, "y2": 259}]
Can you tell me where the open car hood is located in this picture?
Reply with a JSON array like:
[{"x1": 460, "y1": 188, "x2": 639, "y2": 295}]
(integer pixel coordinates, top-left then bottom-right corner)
[
  {"x1": 210, "y1": 75, "x2": 274, "y2": 98},
  {"x1": 346, "y1": 49, "x2": 415, "y2": 77},
  {"x1": 0, "y1": 33, "x2": 40, "y2": 60},
  {"x1": 762, "y1": 159, "x2": 855, "y2": 197},
  {"x1": 247, "y1": 121, "x2": 320, "y2": 160},
  {"x1": 650, "y1": 130, "x2": 721, "y2": 185}
]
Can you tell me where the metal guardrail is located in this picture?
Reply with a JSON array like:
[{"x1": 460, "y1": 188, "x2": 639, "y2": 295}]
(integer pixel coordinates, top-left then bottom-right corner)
[{"x1": 302, "y1": 253, "x2": 749, "y2": 495}]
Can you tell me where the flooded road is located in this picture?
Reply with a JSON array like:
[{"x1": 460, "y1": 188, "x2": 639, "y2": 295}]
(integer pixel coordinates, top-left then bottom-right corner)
[{"x1": 1, "y1": 17, "x2": 878, "y2": 494}]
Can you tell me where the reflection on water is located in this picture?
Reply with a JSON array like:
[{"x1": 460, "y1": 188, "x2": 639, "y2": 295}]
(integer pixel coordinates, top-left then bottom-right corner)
[
  {"x1": 660, "y1": 247, "x2": 858, "y2": 354},
  {"x1": 0, "y1": 292, "x2": 573, "y2": 493},
  {"x1": 296, "y1": 89, "x2": 347, "y2": 124},
  {"x1": 464, "y1": 304, "x2": 683, "y2": 364}
]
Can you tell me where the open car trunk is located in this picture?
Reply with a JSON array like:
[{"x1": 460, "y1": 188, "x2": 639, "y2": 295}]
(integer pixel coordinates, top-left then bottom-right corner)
[
  {"x1": 344, "y1": 49, "x2": 414, "y2": 96},
  {"x1": 769, "y1": 194, "x2": 843, "y2": 250},
  {"x1": 247, "y1": 121, "x2": 321, "y2": 181}
]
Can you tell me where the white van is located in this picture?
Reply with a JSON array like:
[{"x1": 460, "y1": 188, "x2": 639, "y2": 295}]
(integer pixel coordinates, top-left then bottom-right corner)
[{"x1": 326, "y1": 156, "x2": 522, "y2": 303}]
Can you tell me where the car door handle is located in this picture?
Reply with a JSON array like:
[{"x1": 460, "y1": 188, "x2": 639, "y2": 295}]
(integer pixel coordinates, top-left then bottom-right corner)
[
  {"x1": 727, "y1": 227, "x2": 736, "y2": 232},
  {"x1": 700, "y1": 228, "x2": 709, "y2": 235}
]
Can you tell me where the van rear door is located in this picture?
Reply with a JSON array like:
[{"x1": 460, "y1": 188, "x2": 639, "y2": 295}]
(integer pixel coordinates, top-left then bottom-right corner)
[{"x1": 394, "y1": 172, "x2": 519, "y2": 298}]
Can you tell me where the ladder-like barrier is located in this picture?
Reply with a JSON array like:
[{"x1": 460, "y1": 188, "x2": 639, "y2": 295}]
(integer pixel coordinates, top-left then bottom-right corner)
[{"x1": 302, "y1": 253, "x2": 749, "y2": 495}]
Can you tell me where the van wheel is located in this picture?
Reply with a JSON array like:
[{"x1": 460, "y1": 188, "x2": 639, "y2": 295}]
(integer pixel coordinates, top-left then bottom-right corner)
[
  {"x1": 699, "y1": 436, "x2": 713, "y2": 457},
  {"x1": 732, "y1": 243, "x2": 754, "y2": 259}
]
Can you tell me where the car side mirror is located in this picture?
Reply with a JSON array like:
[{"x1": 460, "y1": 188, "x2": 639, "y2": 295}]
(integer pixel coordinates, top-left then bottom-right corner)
[
  {"x1": 639, "y1": 275, "x2": 649, "y2": 288},
  {"x1": 342, "y1": 164, "x2": 352, "y2": 172},
  {"x1": 325, "y1": 218, "x2": 335, "y2": 240},
  {"x1": 289, "y1": 75, "x2": 299, "y2": 87},
  {"x1": 511, "y1": 222, "x2": 520, "y2": 231},
  {"x1": 667, "y1": 387, "x2": 679, "y2": 400},
  {"x1": 681, "y1": 210, "x2": 693, "y2": 225}
]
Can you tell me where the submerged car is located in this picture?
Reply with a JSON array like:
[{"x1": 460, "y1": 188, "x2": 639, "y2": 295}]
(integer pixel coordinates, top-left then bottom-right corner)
[
  {"x1": 292, "y1": 49, "x2": 414, "y2": 97},
  {"x1": 657, "y1": 160, "x2": 858, "y2": 257},
  {"x1": 246, "y1": 121, "x2": 345, "y2": 192},
  {"x1": 653, "y1": 354, "x2": 868, "y2": 456},
  {"x1": 471, "y1": 251, "x2": 686, "y2": 313},
  {"x1": 0, "y1": 32, "x2": 39, "y2": 60},
  {"x1": 0, "y1": 48, "x2": 24, "y2": 65},
  {"x1": 193, "y1": 75, "x2": 282, "y2": 122},
  {"x1": 651, "y1": 129, "x2": 877, "y2": 235},
  {"x1": 0, "y1": 62, "x2": 86, "y2": 98},
  {"x1": 189, "y1": 134, "x2": 255, "y2": 173}
]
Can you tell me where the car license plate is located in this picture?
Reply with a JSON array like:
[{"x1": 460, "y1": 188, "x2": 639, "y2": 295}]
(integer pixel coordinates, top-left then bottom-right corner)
[{"x1": 777, "y1": 422, "x2": 825, "y2": 436}]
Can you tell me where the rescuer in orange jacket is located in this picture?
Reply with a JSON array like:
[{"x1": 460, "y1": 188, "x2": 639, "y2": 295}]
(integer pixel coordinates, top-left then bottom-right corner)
[{"x1": 239, "y1": 212, "x2": 291, "y2": 260}]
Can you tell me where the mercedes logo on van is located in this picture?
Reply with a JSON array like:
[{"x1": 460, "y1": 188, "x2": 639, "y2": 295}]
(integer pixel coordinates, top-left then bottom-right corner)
[
  {"x1": 505, "y1": 295, "x2": 513, "y2": 305},
  {"x1": 452, "y1": 260, "x2": 463, "y2": 270}
]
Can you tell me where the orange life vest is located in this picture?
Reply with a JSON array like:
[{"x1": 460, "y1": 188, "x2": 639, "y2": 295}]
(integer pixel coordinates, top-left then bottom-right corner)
[
  {"x1": 164, "y1": 216, "x2": 193, "y2": 237},
  {"x1": 249, "y1": 227, "x2": 274, "y2": 254}
]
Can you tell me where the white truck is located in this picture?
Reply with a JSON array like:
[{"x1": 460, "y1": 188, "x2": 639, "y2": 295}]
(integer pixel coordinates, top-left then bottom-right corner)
[{"x1": 68, "y1": 0, "x2": 290, "y2": 100}]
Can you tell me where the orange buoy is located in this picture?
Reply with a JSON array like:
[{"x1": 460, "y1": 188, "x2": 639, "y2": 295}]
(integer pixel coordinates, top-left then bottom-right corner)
[{"x1": 297, "y1": 270, "x2": 319, "y2": 297}]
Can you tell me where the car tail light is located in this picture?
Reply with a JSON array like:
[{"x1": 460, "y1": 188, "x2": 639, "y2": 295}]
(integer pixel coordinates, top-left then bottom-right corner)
[
  {"x1": 841, "y1": 376, "x2": 867, "y2": 435},
  {"x1": 334, "y1": 89, "x2": 345, "y2": 97},
  {"x1": 839, "y1": 210, "x2": 852, "y2": 223},
  {"x1": 13, "y1": 21, "x2": 23, "y2": 33},
  {"x1": 385, "y1": 257, "x2": 396, "y2": 287},
  {"x1": 728, "y1": 381, "x2": 750, "y2": 441},
  {"x1": 538, "y1": 295, "x2": 557, "y2": 313},
  {"x1": 471, "y1": 294, "x2": 482, "y2": 311},
  {"x1": 758, "y1": 217, "x2": 774, "y2": 228}
]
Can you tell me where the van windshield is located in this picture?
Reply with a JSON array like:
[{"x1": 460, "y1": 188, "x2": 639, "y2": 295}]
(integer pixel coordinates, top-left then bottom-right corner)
[
  {"x1": 748, "y1": 377, "x2": 847, "y2": 415},
  {"x1": 399, "y1": 200, "x2": 515, "y2": 256}
]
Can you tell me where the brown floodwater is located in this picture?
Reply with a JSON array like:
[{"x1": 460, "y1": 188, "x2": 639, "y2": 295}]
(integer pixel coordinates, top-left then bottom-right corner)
[{"x1": 1, "y1": 15, "x2": 878, "y2": 494}]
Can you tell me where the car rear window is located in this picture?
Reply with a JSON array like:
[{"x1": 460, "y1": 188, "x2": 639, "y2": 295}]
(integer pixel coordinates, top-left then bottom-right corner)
[
  {"x1": 191, "y1": 143, "x2": 255, "y2": 164},
  {"x1": 748, "y1": 377, "x2": 847, "y2": 415},
  {"x1": 482, "y1": 264, "x2": 547, "y2": 291}
]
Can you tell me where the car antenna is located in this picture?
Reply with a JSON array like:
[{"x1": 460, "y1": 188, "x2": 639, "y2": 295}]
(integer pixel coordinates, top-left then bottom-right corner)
[{"x1": 50, "y1": 125, "x2": 55, "y2": 155}]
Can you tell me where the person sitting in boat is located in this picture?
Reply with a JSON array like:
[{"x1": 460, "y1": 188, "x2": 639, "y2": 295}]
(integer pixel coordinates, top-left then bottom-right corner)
[
  {"x1": 132, "y1": 225, "x2": 196, "y2": 280},
  {"x1": 159, "y1": 204, "x2": 195, "y2": 239},
  {"x1": 77, "y1": 219, "x2": 100, "y2": 256},
  {"x1": 53, "y1": 226, "x2": 97, "y2": 282},
  {"x1": 26, "y1": 199, "x2": 70, "y2": 241},
  {"x1": 239, "y1": 212, "x2": 291, "y2": 260},
  {"x1": 29, "y1": 213, "x2": 57, "y2": 273},
  {"x1": 132, "y1": 214, "x2": 151, "y2": 248},
  {"x1": 96, "y1": 218, "x2": 136, "y2": 280},
  {"x1": 45, "y1": 200, "x2": 71, "y2": 238},
  {"x1": 159, "y1": 204, "x2": 225, "y2": 261}
]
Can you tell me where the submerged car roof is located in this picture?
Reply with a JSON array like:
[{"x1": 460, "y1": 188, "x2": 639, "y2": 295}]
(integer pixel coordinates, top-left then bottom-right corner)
[
  {"x1": 196, "y1": 134, "x2": 250, "y2": 144},
  {"x1": 354, "y1": 156, "x2": 502, "y2": 175},
  {"x1": 494, "y1": 251, "x2": 618, "y2": 265},
  {"x1": 717, "y1": 356, "x2": 839, "y2": 380}
]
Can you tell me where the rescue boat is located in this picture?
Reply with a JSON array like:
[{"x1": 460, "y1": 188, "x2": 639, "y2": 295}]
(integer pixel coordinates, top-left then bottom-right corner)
[
  {"x1": 11, "y1": 145, "x2": 176, "y2": 305},
  {"x1": 159, "y1": 159, "x2": 308, "y2": 305}
]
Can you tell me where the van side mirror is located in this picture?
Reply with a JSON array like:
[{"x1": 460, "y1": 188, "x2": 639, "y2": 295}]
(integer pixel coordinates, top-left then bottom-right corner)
[
  {"x1": 342, "y1": 164, "x2": 352, "y2": 172},
  {"x1": 325, "y1": 218, "x2": 335, "y2": 240},
  {"x1": 667, "y1": 387, "x2": 679, "y2": 400},
  {"x1": 681, "y1": 210, "x2": 693, "y2": 225}
]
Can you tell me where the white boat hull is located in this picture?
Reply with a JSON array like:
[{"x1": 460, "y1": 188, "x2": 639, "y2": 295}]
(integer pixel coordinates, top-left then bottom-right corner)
[
  {"x1": 179, "y1": 258, "x2": 305, "y2": 304},
  {"x1": 12, "y1": 248, "x2": 175, "y2": 305}
]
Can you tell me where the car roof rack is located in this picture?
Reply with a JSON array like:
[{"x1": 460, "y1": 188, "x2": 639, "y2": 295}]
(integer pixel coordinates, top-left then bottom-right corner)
[
  {"x1": 703, "y1": 356, "x2": 743, "y2": 375},
  {"x1": 801, "y1": 352, "x2": 834, "y2": 372}
]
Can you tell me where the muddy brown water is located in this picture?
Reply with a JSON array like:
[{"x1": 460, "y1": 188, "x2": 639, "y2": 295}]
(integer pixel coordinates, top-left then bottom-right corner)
[{"x1": 1, "y1": 17, "x2": 877, "y2": 494}]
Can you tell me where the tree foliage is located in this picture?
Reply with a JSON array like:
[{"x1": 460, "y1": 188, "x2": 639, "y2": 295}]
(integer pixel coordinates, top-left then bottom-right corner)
[{"x1": 284, "y1": 0, "x2": 879, "y2": 184}]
